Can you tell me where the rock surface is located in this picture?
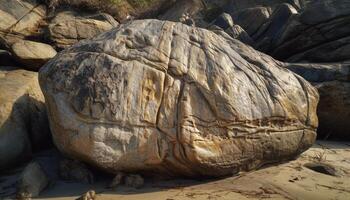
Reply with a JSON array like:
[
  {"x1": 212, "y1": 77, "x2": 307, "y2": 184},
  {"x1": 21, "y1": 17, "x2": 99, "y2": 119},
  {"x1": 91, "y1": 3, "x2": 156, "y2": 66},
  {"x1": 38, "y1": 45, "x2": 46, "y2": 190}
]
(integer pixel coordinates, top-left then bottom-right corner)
[
  {"x1": 11, "y1": 40, "x2": 57, "y2": 71},
  {"x1": 40, "y1": 19, "x2": 319, "y2": 177},
  {"x1": 0, "y1": 67, "x2": 49, "y2": 170},
  {"x1": 285, "y1": 62, "x2": 350, "y2": 139},
  {"x1": 17, "y1": 162, "x2": 49, "y2": 198},
  {"x1": 258, "y1": 0, "x2": 350, "y2": 63},
  {"x1": 47, "y1": 10, "x2": 119, "y2": 49},
  {"x1": 0, "y1": 0, "x2": 46, "y2": 46}
]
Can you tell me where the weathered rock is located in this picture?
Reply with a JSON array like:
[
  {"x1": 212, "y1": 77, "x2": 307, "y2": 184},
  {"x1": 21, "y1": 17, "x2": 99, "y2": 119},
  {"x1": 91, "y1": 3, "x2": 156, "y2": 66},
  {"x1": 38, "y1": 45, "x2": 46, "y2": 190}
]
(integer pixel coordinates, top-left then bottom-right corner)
[
  {"x1": 264, "y1": 0, "x2": 350, "y2": 63},
  {"x1": 59, "y1": 159, "x2": 94, "y2": 184},
  {"x1": 0, "y1": 67, "x2": 49, "y2": 170},
  {"x1": 213, "y1": 13, "x2": 234, "y2": 30},
  {"x1": 285, "y1": 62, "x2": 350, "y2": 139},
  {"x1": 0, "y1": 0, "x2": 46, "y2": 45},
  {"x1": 47, "y1": 10, "x2": 119, "y2": 49},
  {"x1": 16, "y1": 162, "x2": 49, "y2": 198},
  {"x1": 11, "y1": 40, "x2": 57, "y2": 71},
  {"x1": 225, "y1": 25, "x2": 254, "y2": 46},
  {"x1": 39, "y1": 20, "x2": 319, "y2": 177},
  {"x1": 76, "y1": 190, "x2": 96, "y2": 200},
  {"x1": 231, "y1": 6, "x2": 271, "y2": 36},
  {"x1": 109, "y1": 172, "x2": 125, "y2": 188},
  {"x1": 125, "y1": 174, "x2": 144, "y2": 189},
  {"x1": 253, "y1": 3, "x2": 298, "y2": 52}
]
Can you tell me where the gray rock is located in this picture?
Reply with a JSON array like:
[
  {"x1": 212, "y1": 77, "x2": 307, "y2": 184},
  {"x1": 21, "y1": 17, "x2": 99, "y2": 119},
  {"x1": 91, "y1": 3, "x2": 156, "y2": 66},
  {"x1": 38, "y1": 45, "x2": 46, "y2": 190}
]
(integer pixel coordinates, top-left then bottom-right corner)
[
  {"x1": 59, "y1": 159, "x2": 94, "y2": 184},
  {"x1": 232, "y1": 6, "x2": 271, "y2": 36},
  {"x1": 11, "y1": 40, "x2": 57, "y2": 71},
  {"x1": 267, "y1": 0, "x2": 350, "y2": 63},
  {"x1": 125, "y1": 174, "x2": 144, "y2": 189},
  {"x1": 285, "y1": 62, "x2": 350, "y2": 139},
  {"x1": 39, "y1": 19, "x2": 319, "y2": 177},
  {"x1": 225, "y1": 25, "x2": 254, "y2": 46},
  {"x1": 16, "y1": 162, "x2": 49, "y2": 198},
  {"x1": 213, "y1": 13, "x2": 234, "y2": 30}
]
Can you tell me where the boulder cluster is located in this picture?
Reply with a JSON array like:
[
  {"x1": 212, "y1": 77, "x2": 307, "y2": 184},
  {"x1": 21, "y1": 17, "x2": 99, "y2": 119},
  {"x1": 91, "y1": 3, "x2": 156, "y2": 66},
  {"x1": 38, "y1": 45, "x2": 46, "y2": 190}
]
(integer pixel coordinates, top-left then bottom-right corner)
[{"x1": 0, "y1": 0, "x2": 349, "y2": 198}]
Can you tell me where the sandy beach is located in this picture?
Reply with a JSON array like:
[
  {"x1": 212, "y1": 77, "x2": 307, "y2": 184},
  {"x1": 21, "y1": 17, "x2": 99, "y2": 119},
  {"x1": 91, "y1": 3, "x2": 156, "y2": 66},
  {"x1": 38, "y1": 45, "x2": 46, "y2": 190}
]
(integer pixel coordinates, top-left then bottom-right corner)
[{"x1": 25, "y1": 141, "x2": 349, "y2": 200}]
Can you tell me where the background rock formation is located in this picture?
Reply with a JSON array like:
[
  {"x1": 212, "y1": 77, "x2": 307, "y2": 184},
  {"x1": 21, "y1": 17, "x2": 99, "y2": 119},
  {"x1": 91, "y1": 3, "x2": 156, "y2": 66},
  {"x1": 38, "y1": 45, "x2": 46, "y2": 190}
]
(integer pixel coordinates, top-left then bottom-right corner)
[{"x1": 40, "y1": 20, "x2": 319, "y2": 177}]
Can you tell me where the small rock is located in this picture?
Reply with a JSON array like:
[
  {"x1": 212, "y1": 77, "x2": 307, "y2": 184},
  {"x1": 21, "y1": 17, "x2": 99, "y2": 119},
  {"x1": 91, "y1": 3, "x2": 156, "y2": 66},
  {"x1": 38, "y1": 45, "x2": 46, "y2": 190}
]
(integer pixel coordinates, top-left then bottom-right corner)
[
  {"x1": 109, "y1": 172, "x2": 125, "y2": 188},
  {"x1": 59, "y1": 159, "x2": 94, "y2": 184},
  {"x1": 11, "y1": 40, "x2": 57, "y2": 71},
  {"x1": 76, "y1": 190, "x2": 96, "y2": 200},
  {"x1": 16, "y1": 162, "x2": 49, "y2": 198},
  {"x1": 124, "y1": 174, "x2": 144, "y2": 189},
  {"x1": 213, "y1": 13, "x2": 234, "y2": 30}
]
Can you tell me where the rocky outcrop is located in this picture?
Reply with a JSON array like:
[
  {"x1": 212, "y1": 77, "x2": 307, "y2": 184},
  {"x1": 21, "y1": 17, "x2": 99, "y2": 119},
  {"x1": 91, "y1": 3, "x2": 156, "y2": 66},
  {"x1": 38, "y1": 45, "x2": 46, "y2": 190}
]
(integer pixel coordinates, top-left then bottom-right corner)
[
  {"x1": 39, "y1": 20, "x2": 319, "y2": 177},
  {"x1": 285, "y1": 62, "x2": 350, "y2": 139},
  {"x1": 46, "y1": 10, "x2": 119, "y2": 49},
  {"x1": 0, "y1": 0, "x2": 46, "y2": 46},
  {"x1": 256, "y1": 0, "x2": 350, "y2": 63},
  {"x1": 11, "y1": 40, "x2": 57, "y2": 71},
  {"x1": 0, "y1": 66, "x2": 50, "y2": 170}
]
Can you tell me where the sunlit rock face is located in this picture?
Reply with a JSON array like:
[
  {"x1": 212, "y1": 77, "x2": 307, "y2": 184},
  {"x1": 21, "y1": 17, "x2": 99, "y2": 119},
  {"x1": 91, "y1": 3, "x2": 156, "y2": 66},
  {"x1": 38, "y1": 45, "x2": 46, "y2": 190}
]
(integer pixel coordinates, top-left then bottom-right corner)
[{"x1": 39, "y1": 20, "x2": 318, "y2": 177}]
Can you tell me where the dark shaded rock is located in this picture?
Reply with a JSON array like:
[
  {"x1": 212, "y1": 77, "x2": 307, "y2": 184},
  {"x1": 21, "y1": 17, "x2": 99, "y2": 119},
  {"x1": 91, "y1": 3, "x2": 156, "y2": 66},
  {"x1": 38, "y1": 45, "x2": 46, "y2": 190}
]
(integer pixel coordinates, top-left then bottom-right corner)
[
  {"x1": 225, "y1": 25, "x2": 254, "y2": 46},
  {"x1": 213, "y1": 13, "x2": 234, "y2": 30},
  {"x1": 285, "y1": 62, "x2": 350, "y2": 139},
  {"x1": 0, "y1": 49, "x2": 17, "y2": 66},
  {"x1": 125, "y1": 174, "x2": 144, "y2": 189},
  {"x1": 16, "y1": 162, "x2": 49, "y2": 198},
  {"x1": 268, "y1": 0, "x2": 350, "y2": 63},
  {"x1": 59, "y1": 159, "x2": 94, "y2": 184}
]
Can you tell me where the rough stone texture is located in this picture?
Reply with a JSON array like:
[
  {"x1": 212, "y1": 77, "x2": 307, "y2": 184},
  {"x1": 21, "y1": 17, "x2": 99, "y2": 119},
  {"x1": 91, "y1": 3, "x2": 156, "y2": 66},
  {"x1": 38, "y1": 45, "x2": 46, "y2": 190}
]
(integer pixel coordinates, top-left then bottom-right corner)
[
  {"x1": 47, "y1": 10, "x2": 119, "y2": 49},
  {"x1": 225, "y1": 25, "x2": 254, "y2": 46},
  {"x1": 231, "y1": 6, "x2": 271, "y2": 37},
  {"x1": 11, "y1": 40, "x2": 57, "y2": 71},
  {"x1": 285, "y1": 62, "x2": 350, "y2": 139},
  {"x1": 0, "y1": 67, "x2": 49, "y2": 170},
  {"x1": 265, "y1": 0, "x2": 350, "y2": 63},
  {"x1": 0, "y1": 0, "x2": 46, "y2": 46},
  {"x1": 40, "y1": 20, "x2": 319, "y2": 177},
  {"x1": 213, "y1": 13, "x2": 234, "y2": 30},
  {"x1": 16, "y1": 162, "x2": 49, "y2": 198},
  {"x1": 59, "y1": 159, "x2": 94, "y2": 184}
]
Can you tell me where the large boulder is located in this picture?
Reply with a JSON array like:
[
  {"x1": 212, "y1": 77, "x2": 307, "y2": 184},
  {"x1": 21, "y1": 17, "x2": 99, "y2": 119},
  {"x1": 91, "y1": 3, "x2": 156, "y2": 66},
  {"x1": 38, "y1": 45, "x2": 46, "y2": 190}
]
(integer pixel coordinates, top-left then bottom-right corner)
[
  {"x1": 0, "y1": 0, "x2": 46, "y2": 46},
  {"x1": 0, "y1": 66, "x2": 49, "y2": 170},
  {"x1": 39, "y1": 20, "x2": 318, "y2": 177},
  {"x1": 46, "y1": 10, "x2": 119, "y2": 49},
  {"x1": 286, "y1": 62, "x2": 350, "y2": 139}
]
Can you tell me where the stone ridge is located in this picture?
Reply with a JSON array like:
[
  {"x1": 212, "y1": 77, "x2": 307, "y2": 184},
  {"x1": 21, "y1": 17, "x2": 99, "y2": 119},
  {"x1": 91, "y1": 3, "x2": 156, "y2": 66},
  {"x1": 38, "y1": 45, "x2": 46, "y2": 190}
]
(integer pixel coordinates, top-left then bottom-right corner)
[{"x1": 39, "y1": 19, "x2": 319, "y2": 177}]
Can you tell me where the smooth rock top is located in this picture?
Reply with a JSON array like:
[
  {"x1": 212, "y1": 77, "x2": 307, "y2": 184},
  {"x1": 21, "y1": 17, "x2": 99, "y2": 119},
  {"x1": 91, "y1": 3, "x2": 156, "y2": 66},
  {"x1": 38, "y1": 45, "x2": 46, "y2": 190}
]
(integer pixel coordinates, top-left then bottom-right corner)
[
  {"x1": 39, "y1": 19, "x2": 319, "y2": 177},
  {"x1": 11, "y1": 40, "x2": 57, "y2": 71}
]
